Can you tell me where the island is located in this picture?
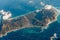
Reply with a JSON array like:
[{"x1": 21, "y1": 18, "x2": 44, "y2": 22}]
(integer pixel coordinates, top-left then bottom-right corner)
[{"x1": 0, "y1": 5, "x2": 59, "y2": 37}]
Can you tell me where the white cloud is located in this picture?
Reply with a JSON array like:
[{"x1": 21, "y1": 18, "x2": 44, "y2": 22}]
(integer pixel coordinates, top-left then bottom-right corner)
[
  {"x1": 40, "y1": 2, "x2": 45, "y2": 6},
  {"x1": 36, "y1": 9, "x2": 40, "y2": 13},
  {"x1": 50, "y1": 33, "x2": 57, "y2": 40},
  {"x1": 45, "y1": 5, "x2": 52, "y2": 10},
  {"x1": 28, "y1": 0, "x2": 34, "y2": 4},
  {"x1": 0, "y1": 10, "x2": 12, "y2": 20}
]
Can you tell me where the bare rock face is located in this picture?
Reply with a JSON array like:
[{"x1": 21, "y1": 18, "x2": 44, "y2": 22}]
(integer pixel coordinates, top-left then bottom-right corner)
[{"x1": 0, "y1": 5, "x2": 58, "y2": 37}]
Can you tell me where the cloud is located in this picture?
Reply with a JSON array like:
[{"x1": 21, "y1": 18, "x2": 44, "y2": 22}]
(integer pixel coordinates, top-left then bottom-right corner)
[
  {"x1": 0, "y1": 10, "x2": 12, "y2": 20},
  {"x1": 45, "y1": 5, "x2": 52, "y2": 10},
  {"x1": 50, "y1": 33, "x2": 57, "y2": 40},
  {"x1": 40, "y1": 2, "x2": 45, "y2": 6},
  {"x1": 28, "y1": 0, "x2": 33, "y2": 4}
]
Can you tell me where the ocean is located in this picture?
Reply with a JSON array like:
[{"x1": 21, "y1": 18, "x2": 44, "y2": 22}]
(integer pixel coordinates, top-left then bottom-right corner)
[{"x1": 0, "y1": 0, "x2": 60, "y2": 40}]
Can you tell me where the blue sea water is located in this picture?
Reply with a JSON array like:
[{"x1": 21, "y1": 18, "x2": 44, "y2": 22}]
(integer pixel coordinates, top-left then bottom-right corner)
[{"x1": 0, "y1": 0, "x2": 60, "y2": 40}]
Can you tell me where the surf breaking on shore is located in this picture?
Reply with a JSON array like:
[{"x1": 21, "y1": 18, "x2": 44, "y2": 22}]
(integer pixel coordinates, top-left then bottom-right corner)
[{"x1": 0, "y1": 5, "x2": 59, "y2": 37}]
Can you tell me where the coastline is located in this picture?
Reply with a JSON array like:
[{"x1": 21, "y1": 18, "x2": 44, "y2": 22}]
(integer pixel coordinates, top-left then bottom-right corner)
[{"x1": 0, "y1": 5, "x2": 59, "y2": 37}]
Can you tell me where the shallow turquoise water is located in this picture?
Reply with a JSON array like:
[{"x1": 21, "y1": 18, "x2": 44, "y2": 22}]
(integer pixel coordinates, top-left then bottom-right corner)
[{"x1": 57, "y1": 15, "x2": 60, "y2": 23}]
